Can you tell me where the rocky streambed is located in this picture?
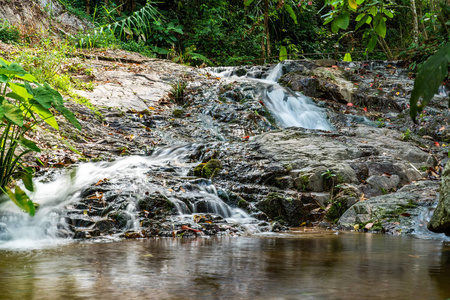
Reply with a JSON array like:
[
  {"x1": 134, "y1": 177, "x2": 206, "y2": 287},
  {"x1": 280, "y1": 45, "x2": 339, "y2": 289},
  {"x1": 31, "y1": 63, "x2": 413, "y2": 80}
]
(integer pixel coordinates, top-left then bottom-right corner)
[{"x1": 1, "y1": 49, "x2": 450, "y2": 241}]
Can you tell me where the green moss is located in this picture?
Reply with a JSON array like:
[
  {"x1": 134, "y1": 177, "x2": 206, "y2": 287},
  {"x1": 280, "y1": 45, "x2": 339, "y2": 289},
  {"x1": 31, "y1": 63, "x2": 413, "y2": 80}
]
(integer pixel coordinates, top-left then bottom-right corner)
[
  {"x1": 172, "y1": 109, "x2": 184, "y2": 118},
  {"x1": 193, "y1": 163, "x2": 206, "y2": 177},
  {"x1": 297, "y1": 175, "x2": 309, "y2": 191},
  {"x1": 192, "y1": 159, "x2": 223, "y2": 178},
  {"x1": 237, "y1": 198, "x2": 249, "y2": 209}
]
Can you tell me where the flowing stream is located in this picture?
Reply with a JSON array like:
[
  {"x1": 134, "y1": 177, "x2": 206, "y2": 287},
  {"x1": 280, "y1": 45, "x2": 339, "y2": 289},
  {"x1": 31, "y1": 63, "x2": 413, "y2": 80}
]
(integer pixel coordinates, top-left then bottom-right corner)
[
  {"x1": 1, "y1": 61, "x2": 449, "y2": 299},
  {"x1": 208, "y1": 62, "x2": 332, "y2": 130}
]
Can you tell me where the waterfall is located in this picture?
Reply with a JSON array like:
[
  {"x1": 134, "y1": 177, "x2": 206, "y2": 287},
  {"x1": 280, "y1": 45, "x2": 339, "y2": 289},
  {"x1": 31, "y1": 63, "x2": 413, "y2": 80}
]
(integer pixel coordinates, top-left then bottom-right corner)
[
  {"x1": 0, "y1": 145, "x2": 257, "y2": 248},
  {"x1": 209, "y1": 62, "x2": 332, "y2": 131}
]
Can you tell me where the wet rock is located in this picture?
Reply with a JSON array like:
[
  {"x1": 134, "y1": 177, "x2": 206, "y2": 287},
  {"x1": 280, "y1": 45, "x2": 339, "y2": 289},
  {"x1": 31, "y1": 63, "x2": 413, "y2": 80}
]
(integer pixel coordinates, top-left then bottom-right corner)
[
  {"x1": 428, "y1": 163, "x2": 450, "y2": 234},
  {"x1": 192, "y1": 159, "x2": 222, "y2": 179},
  {"x1": 137, "y1": 193, "x2": 175, "y2": 216},
  {"x1": 256, "y1": 192, "x2": 306, "y2": 226},
  {"x1": 339, "y1": 180, "x2": 438, "y2": 233}
]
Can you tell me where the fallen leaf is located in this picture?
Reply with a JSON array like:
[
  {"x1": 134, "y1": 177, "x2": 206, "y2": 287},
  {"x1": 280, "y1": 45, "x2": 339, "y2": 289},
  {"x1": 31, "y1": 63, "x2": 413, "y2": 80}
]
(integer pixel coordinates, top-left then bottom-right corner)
[
  {"x1": 148, "y1": 106, "x2": 156, "y2": 110},
  {"x1": 347, "y1": 103, "x2": 354, "y2": 107},
  {"x1": 440, "y1": 126, "x2": 446, "y2": 131},
  {"x1": 408, "y1": 255, "x2": 420, "y2": 258},
  {"x1": 400, "y1": 213, "x2": 412, "y2": 217},
  {"x1": 434, "y1": 141, "x2": 440, "y2": 147},
  {"x1": 142, "y1": 254, "x2": 153, "y2": 257},
  {"x1": 363, "y1": 107, "x2": 368, "y2": 112},
  {"x1": 365, "y1": 222, "x2": 374, "y2": 229},
  {"x1": 242, "y1": 136, "x2": 250, "y2": 141}
]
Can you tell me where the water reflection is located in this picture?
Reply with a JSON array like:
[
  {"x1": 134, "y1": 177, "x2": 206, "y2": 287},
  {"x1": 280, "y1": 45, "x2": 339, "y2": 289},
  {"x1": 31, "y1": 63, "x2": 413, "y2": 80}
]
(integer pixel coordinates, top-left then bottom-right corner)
[{"x1": 1, "y1": 232, "x2": 450, "y2": 299}]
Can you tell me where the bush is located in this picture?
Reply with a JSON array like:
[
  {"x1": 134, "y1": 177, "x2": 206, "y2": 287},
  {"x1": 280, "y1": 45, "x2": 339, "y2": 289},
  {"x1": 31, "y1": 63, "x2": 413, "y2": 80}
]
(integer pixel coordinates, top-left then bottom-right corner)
[{"x1": 0, "y1": 20, "x2": 20, "y2": 44}]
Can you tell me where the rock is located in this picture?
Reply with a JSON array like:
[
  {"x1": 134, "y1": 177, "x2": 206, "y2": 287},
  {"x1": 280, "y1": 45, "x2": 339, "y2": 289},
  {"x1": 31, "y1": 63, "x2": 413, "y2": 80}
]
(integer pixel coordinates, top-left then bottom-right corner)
[
  {"x1": 192, "y1": 159, "x2": 223, "y2": 179},
  {"x1": 339, "y1": 180, "x2": 439, "y2": 233},
  {"x1": 137, "y1": 193, "x2": 175, "y2": 215},
  {"x1": 428, "y1": 163, "x2": 450, "y2": 234},
  {"x1": 255, "y1": 192, "x2": 306, "y2": 226}
]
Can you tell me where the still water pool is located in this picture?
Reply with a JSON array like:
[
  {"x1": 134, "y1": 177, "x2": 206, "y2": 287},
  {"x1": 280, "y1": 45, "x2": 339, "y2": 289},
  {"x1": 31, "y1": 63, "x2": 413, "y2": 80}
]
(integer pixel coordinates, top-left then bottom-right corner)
[{"x1": 1, "y1": 231, "x2": 449, "y2": 299}]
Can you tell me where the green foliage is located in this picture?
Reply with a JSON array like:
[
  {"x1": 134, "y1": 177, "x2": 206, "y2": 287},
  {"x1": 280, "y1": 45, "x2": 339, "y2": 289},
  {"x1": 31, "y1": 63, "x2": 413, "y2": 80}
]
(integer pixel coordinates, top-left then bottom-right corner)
[
  {"x1": 169, "y1": 80, "x2": 187, "y2": 105},
  {"x1": 322, "y1": 0, "x2": 394, "y2": 52},
  {"x1": 410, "y1": 42, "x2": 450, "y2": 122},
  {"x1": 0, "y1": 58, "x2": 80, "y2": 215},
  {"x1": 0, "y1": 20, "x2": 20, "y2": 44}
]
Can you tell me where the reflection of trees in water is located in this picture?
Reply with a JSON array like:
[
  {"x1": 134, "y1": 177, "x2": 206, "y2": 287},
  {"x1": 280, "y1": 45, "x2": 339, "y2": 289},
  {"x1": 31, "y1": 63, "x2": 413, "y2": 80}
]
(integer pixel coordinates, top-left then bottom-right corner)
[{"x1": 429, "y1": 248, "x2": 450, "y2": 299}]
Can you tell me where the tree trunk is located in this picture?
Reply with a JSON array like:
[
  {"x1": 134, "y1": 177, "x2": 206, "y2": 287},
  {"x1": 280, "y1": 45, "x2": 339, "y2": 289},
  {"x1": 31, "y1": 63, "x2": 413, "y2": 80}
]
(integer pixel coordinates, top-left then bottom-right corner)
[
  {"x1": 86, "y1": 0, "x2": 91, "y2": 15},
  {"x1": 264, "y1": 0, "x2": 269, "y2": 63},
  {"x1": 410, "y1": 0, "x2": 419, "y2": 43}
]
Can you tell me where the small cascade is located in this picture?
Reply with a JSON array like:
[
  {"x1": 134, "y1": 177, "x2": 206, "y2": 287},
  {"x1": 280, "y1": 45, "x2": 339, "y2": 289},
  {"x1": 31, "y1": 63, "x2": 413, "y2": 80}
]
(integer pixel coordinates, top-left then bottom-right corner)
[
  {"x1": 412, "y1": 206, "x2": 450, "y2": 241},
  {"x1": 437, "y1": 85, "x2": 449, "y2": 97},
  {"x1": 0, "y1": 145, "x2": 260, "y2": 248},
  {"x1": 208, "y1": 62, "x2": 332, "y2": 131}
]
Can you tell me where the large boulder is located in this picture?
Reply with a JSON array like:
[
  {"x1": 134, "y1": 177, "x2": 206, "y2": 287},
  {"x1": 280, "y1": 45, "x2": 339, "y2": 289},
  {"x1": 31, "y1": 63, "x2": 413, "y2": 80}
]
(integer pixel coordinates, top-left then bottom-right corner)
[
  {"x1": 339, "y1": 180, "x2": 438, "y2": 233},
  {"x1": 428, "y1": 163, "x2": 450, "y2": 234}
]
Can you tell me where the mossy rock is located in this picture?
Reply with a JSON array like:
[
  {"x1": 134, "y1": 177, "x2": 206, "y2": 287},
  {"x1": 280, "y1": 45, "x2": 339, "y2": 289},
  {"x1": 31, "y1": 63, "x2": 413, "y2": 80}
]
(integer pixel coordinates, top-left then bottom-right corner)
[
  {"x1": 192, "y1": 159, "x2": 222, "y2": 178},
  {"x1": 172, "y1": 109, "x2": 184, "y2": 118},
  {"x1": 193, "y1": 163, "x2": 206, "y2": 177}
]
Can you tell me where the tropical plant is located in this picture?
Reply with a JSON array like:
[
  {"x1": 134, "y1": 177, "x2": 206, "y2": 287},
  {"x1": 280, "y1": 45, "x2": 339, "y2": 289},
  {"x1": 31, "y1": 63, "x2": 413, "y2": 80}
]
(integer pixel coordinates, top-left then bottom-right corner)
[
  {"x1": 410, "y1": 42, "x2": 450, "y2": 121},
  {"x1": 0, "y1": 58, "x2": 81, "y2": 215},
  {"x1": 322, "y1": 0, "x2": 396, "y2": 59}
]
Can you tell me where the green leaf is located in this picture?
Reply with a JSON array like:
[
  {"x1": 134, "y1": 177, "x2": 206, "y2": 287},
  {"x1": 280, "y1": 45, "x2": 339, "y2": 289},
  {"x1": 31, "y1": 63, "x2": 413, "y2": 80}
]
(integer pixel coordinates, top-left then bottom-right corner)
[
  {"x1": 3, "y1": 102, "x2": 23, "y2": 126},
  {"x1": 56, "y1": 104, "x2": 81, "y2": 131},
  {"x1": 0, "y1": 74, "x2": 8, "y2": 83},
  {"x1": 244, "y1": 0, "x2": 255, "y2": 6},
  {"x1": 28, "y1": 102, "x2": 59, "y2": 130},
  {"x1": 356, "y1": 15, "x2": 369, "y2": 30},
  {"x1": 331, "y1": 18, "x2": 340, "y2": 33},
  {"x1": 279, "y1": 46, "x2": 288, "y2": 62},
  {"x1": 21, "y1": 170, "x2": 34, "y2": 192},
  {"x1": 383, "y1": 9, "x2": 393, "y2": 18},
  {"x1": 8, "y1": 82, "x2": 32, "y2": 100},
  {"x1": 18, "y1": 136, "x2": 41, "y2": 153},
  {"x1": 348, "y1": 0, "x2": 358, "y2": 10},
  {"x1": 375, "y1": 17, "x2": 386, "y2": 38},
  {"x1": 5, "y1": 186, "x2": 35, "y2": 216},
  {"x1": 284, "y1": 4, "x2": 298, "y2": 24},
  {"x1": 343, "y1": 53, "x2": 352, "y2": 62},
  {"x1": 367, "y1": 34, "x2": 378, "y2": 52},
  {"x1": 410, "y1": 43, "x2": 450, "y2": 122},
  {"x1": 368, "y1": 6, "x2": 377, "y2": 16},
  {"x1": 29, "y1": 83, "x2": 64, "y2": 109},
  {"x1": 336, "y1": 11, "x2": 350, "y2": 29},
  {"x1": 355, "y1": 13, "x2": 366, "y2": 22}
]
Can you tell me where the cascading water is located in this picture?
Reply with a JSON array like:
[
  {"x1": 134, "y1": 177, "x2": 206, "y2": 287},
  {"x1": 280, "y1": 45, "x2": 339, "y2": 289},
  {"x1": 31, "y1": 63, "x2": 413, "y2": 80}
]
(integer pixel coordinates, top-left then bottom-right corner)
[
  {"x1": 209, "y1": 61, "x2": 332, "y2": 131},
  {"x1": 0, "y1": 145, "x2": 258, "y2": 249}
]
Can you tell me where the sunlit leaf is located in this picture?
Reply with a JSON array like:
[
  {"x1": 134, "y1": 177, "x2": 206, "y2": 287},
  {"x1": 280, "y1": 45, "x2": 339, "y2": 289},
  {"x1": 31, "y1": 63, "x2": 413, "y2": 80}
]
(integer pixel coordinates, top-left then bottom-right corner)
[
  {"x1": 279, "y1": 46, "x2": 287, "y2": 62},
  {"x1": 3, "y1": 101, "x2": 23, "y2": 126},
  {"x1": 5, "y1": 186, "x2": 35, "y2": 216},
  {"x1": 343, "y1": 53, "x2": 352, "y2": 62},
  {"x1": 348, "y1": 0, "x2": 358, "y2": 10}
]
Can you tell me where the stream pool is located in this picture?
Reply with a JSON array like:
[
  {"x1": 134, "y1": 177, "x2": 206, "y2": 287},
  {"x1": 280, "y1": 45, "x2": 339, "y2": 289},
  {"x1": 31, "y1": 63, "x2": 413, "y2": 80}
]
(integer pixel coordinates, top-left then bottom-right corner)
[{"x1": 1, "y1": 231, "x2": 449, "y2": 299}]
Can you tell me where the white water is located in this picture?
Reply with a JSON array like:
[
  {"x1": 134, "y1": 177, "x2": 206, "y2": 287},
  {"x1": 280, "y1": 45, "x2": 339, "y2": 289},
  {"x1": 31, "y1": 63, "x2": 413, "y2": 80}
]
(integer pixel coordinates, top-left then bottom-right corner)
[
  {"x1": 0, "y1": 145, "x2": 255, "y2": 249},
  {"x1": 210, "y1": 62, "x2": 332, "y2": 131},
  {"x1": 437, "y1": 85, "x2": 449, "y2": 97}
]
